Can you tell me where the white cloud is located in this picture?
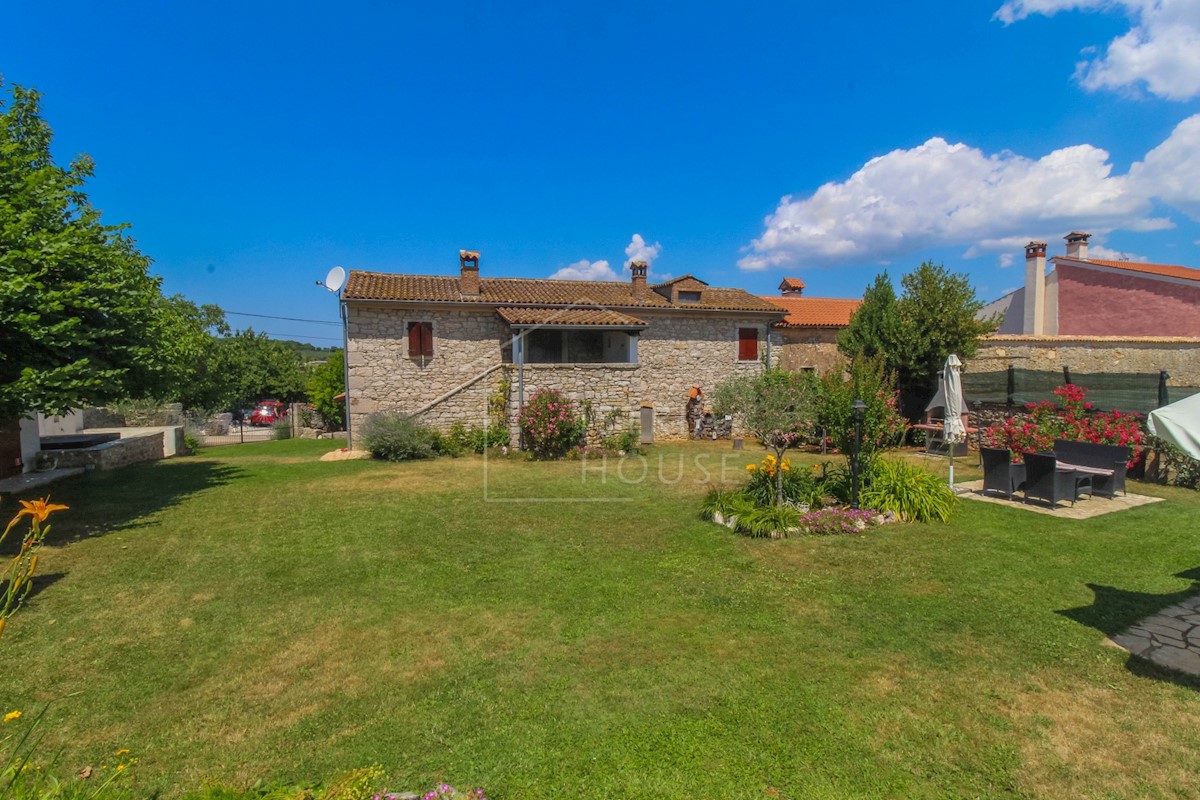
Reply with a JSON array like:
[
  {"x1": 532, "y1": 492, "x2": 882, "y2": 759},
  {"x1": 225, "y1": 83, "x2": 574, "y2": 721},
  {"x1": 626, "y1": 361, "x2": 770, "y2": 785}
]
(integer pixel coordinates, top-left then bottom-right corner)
[
  {"x1": 549, "y1": 259, "x2": 620, "y2": 281},
  {"x1": 1088, "y1": 244, "x2": 1149, "y2": 261},
  {"x1": 738, "y1": 126, "x2": 1187, "y2": 269},
  {"x1": 999, "y1": 253, "x2": 1015, "y2": 268},
  {"x1": 623, "y1": 233, "x2": 662, "y2": 268},
  {"x1": 995, "y1": 0, "x2": 1200, "y2": 100},
  {"x1": 1128, "y1": 113, "x2": 1200, "y2": 220}
]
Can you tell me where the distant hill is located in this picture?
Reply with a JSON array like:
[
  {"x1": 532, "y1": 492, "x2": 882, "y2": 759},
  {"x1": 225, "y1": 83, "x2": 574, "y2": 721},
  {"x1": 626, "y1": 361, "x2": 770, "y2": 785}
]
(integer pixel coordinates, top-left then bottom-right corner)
[{"x1": 275, "y1": 339, "x2": 342, "y2": 364}]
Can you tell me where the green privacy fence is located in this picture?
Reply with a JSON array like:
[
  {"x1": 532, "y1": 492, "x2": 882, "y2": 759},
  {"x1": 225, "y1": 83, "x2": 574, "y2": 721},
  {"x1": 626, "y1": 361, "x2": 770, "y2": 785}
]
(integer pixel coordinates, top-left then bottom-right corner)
[{"x1": 960, "y1": 367, "x2": 1199, "y2": 415}]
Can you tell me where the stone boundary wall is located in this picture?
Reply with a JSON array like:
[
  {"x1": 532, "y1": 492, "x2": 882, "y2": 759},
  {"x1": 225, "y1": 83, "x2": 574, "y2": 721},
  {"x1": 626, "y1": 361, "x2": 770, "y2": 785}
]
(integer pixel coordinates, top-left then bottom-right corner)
[
  {"x1": 49, "y1": 432, "x2": 165, "y2": 471},
  {"x1": 970, "y1": 336, "x2": 1200, "y2": 386}
]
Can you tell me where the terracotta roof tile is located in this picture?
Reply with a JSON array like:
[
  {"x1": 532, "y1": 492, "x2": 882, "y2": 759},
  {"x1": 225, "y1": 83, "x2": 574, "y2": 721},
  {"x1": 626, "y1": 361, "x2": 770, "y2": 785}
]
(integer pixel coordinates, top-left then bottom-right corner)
[
  {"x1": 1062, "y1": 257, "x2": 1200, "y2": 283},
  {"x1": 496, "y1": 307, "x2": 648, "y2": 327},
  {"x1": 779, "y1": 277, "x2": 806, "y2": 291},
  {"x1": 760, "y1": 295, "x2": 861, "y2": 327},
  {"x1": 345, "y1": 270, "x2": 782, "y2": 313}
]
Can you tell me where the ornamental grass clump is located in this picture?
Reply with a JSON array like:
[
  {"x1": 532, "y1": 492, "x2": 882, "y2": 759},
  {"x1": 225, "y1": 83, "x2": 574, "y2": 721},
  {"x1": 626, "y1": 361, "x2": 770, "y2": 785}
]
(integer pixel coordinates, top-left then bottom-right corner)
[
  {"x1": 518, "y1": 389, "x2": 585, "y2": 459},
  {"x1": 859, "y1": 459, "x2": 955, "y2": 523}
]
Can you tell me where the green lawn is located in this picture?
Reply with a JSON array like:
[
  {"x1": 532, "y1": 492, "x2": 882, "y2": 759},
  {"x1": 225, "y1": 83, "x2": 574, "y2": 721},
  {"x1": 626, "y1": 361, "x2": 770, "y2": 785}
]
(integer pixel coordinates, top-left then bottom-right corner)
[{"x1": 4, "y1": 440, "x2": 1200, "y2": 799}]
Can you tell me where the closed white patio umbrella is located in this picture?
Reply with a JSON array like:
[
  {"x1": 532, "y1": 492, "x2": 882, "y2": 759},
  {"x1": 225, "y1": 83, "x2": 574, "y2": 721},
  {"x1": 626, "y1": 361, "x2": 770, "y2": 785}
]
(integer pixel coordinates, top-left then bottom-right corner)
[{"x1": 943, "y1": 354, "x2": 966, "y2": 489}]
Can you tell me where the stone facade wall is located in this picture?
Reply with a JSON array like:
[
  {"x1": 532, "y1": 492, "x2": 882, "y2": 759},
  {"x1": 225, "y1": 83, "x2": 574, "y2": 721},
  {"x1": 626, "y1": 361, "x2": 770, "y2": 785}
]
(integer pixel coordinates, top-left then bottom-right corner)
[
  {"x1": 774, "y1": 327, "x2": 845, "y2": 374},
  {"x1": 970, "y1": 336, "x2": 1200, "y2": 386},
  {"x1": 346, "y1": 304, "x2": 773, "y2": 443}
]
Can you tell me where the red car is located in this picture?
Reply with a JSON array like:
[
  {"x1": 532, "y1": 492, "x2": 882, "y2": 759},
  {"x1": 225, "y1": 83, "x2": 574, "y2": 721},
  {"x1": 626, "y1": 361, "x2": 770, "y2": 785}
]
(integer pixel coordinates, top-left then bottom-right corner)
[{"x1": 250, "y1": 400, "x2": 287, "y2": 426}]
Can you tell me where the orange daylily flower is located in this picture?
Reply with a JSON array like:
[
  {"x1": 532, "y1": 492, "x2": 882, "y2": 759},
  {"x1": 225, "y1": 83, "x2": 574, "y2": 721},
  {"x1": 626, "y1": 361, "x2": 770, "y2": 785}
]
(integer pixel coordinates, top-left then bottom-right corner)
[{"x1": 16, "y1": 498, "x2": 69, "y2": 523}]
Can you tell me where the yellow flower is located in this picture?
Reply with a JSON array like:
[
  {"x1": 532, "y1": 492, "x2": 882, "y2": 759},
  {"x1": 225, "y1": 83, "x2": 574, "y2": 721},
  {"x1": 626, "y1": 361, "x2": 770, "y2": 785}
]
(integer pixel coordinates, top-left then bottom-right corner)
[
  {"x1": 3, "y1": 710, "x2": 21, "y2": 723},
  {"x1": 781, "y1": 462, "x2": 790, "y2": 471},
  {"x1": 16, "y1": 498, "x2": 69, "y2": 524},
  {"x1": 745, "y1": 464, "x2": 756, "y2": 471},
  {"x1": 115, "y1": 764, "x2": 126, "y2": 772},
  {"x1": 114, "y1": 749, "x2": 130, "y2": 756}
]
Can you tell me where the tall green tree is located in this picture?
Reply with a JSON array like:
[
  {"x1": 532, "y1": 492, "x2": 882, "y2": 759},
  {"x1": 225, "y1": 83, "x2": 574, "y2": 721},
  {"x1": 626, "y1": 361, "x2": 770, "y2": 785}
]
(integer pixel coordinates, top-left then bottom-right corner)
[
  {"x1": 840, "y1": 261, "x2": 997, "y2": 418},
  {"x1": 1, "y1": 84, "x2": 168, "y2": 419},
  {"x1": 306, "y1": 350, "x2": 345, "y2": 429},
  {"x1": 217, "y1": 330, "x2": 308, "y2": 410},
  {"x1": 894, "y1": 260, "x2": 997, "y2": 394},
  {"x1": 838, "y1": 271, "x2": 901, "y2": 361}
]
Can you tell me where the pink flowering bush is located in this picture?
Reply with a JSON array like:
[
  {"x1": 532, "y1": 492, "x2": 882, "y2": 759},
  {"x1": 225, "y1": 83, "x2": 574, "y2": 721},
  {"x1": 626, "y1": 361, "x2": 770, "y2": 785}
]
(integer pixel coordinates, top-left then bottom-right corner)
[
  {"x1": 983, "y1": 384, "x2": 1145, "y2": 468},
  {"x1": 518, "y1": 389, "x2": 585, "y2": 459}
]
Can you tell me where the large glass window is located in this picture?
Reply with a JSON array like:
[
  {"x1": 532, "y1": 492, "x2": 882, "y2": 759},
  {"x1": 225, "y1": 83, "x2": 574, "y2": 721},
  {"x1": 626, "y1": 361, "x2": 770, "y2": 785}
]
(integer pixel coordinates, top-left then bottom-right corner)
[{"x1": 522, "y1": 329, "x2": 636, "y2": 363}]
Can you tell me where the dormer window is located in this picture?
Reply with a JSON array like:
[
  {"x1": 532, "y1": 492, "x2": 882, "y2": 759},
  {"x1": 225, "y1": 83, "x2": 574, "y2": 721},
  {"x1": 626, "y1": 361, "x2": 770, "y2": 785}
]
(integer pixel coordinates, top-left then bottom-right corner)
[{"x1": 677, "y1": 290, "x2": 702, "y2": 304}]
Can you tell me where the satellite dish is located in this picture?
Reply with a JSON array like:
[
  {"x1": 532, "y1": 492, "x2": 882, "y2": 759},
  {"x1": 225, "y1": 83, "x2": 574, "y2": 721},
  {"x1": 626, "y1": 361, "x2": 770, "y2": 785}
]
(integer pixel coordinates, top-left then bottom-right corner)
[{"x1": 324, "y1": 266, "x2": 346, "y2": 292}]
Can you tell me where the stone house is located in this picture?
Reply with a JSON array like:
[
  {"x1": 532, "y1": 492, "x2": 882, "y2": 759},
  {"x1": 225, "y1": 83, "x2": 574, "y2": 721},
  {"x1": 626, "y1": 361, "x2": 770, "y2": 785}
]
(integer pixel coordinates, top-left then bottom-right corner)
[
  {"x1": 759, "y1": 278, "x2": 861, "y2": 374},
  {"x1": 970, "y1": 231, "x2": 1200, "y2": 404},
  {"x1": 981, "y1": 232, "x2": 1200, "y2": 337},
  {"x1": 342, "y1": 251, "x2": 785, "y2": 446}
]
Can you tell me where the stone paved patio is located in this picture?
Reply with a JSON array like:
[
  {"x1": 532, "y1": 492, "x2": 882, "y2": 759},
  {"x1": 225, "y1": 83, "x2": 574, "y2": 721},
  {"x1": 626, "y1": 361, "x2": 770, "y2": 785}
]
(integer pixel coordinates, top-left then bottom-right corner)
[
  {"x1": 1108, "y1": 596, "x2": 1200, "y2": 676},
  {"x1": 955, "y1": 479, "x2": 1164, "y2": 519}
]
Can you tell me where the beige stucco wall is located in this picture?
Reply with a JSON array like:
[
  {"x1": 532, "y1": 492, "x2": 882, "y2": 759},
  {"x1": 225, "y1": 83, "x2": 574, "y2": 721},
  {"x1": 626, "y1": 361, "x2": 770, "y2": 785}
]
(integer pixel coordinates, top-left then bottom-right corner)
[
  {"x1": 970, "y1": 336, "x2": 1200, "y2": 385},
  {"x1": 774, "y1": 327, "x2": 845, "y2": 374},
  {"x1": 346, "y1": 303, "x2": 774, "y2": 443}
]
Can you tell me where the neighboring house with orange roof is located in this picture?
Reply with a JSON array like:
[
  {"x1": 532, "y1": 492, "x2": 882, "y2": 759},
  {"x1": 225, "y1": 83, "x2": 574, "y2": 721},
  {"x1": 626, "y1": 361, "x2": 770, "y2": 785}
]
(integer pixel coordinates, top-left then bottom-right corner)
[
  {"x1": 759, "y1": 279, "x2": 861, "y2": 374},
  {"x1": 980, "y1": 232, "x2": 1200, "y2": 337},
  {"x1": 343, "y1": 251, "x2": 785, "y2": 444}
]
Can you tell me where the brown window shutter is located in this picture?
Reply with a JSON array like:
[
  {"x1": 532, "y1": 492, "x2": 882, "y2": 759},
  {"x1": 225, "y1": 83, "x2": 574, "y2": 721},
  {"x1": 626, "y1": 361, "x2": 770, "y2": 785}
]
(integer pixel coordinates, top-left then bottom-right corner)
[
  {"x1": 420, "y1": 322, "x2": 433, "y2": 357},
  {"x1": 738, "y1": 328, "x2": 758, "y2": 361},
  {"x1": 407, "y1": 321, "x2": 422, "y2": 357}
]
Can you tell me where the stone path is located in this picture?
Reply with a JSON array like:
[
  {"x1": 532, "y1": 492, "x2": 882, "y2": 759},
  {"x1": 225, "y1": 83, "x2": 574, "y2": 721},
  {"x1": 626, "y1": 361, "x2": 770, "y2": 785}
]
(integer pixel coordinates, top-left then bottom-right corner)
[
  {"x1": 955, "y1": 479, "x2": 1163, "y2": 519},
  {"x1": 1108, "y1": 596, "x2": 1200, "y2": 676}
]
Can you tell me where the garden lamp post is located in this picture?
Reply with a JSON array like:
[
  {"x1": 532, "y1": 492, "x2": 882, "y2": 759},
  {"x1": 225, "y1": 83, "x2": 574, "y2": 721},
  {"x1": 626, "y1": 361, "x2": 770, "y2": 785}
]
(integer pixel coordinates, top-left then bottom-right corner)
[{"x1": 851, "y1": 398, "x2": 866, "y2": 510}]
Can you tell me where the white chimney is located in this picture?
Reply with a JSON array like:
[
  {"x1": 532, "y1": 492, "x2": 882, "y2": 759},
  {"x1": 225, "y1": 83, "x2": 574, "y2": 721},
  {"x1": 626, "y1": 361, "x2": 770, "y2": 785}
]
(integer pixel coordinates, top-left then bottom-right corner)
[
  {"x1": 1024, "y1": 241, "x2": 1046, "y2": 336},
  {"x1": 1064, "y1": 231, "x2": 1090, "y2": 260}
]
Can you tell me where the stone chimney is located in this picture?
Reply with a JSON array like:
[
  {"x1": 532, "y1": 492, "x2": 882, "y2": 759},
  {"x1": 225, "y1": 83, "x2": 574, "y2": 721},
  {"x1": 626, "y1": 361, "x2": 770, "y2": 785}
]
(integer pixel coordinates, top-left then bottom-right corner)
[
  {"x1": 779, "y1": 277, "x2": 806, "y2": 296},
  {"x1": 1064, "y1": 230, "x2": 1090, "y2": 260},
  {"x1": 630, "y1": 260, "x2": 649, "y2": 301},
  {"x1": 459, "y1": 249, "x2": 480, "y2": 296},
  {"x1": 1024, "y1": 241, "x2": 1047, "y2": 335}
]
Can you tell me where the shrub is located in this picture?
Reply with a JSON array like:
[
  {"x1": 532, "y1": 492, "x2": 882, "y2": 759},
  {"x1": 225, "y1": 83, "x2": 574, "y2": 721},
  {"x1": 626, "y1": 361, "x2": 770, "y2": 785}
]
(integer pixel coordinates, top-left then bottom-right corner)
[
  {"x1": 797, "y1": 507, "x2": 881, "y2": 536},
  {"x1": 470, "y1": 424, "x2": 510, "y2": 453},
  {"x1": 271, "y1": 420, "x2": 292, "y2": 440},
  {"x1": 602, "y1": 424, "x2": 642, "y2": 454},
  {"x1": 518, "y1": 389, "x2": 585, "y2": 459},
  {"x1": 1148, "y1": 436, "x2": 1200, "y2": 490},
  {"x1": 359, "y1": 413, "x2": 436, "y2": 461},
  {"x1": 183, "y1": 432, "x2": 202, "y2": 453},
  {"x1": 860, "y1": 459, "x2": 955, "y2": 523},
  {"x1": 817, "y1": 354, "x2": 907, "y2": 469},
  {"x1": 983, "y1": 384, "x2": 1145, "y2": 468}
]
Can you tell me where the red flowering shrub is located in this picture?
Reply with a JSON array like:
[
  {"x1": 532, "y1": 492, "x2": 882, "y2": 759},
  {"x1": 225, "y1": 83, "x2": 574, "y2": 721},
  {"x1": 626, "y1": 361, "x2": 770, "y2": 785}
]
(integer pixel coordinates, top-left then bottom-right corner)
[
  {"x1": 518, "y1": 389, "x2": 585, "y2": 459},
  {"x1": 983, "y1": 384, "x2": 1144, "y2": 467}
]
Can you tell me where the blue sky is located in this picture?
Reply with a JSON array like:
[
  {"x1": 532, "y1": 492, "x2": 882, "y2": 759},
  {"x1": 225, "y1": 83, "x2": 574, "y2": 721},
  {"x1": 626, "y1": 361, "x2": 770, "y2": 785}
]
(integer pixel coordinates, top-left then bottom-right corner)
[{"x1": 5, "y1": 0, "x2": 1200, "y2": 344}]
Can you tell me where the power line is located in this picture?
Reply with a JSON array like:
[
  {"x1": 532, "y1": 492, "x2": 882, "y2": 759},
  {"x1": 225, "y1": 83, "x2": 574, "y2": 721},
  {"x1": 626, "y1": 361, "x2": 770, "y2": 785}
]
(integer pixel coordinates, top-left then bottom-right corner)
[
  {"x1": 223, "y1": 310, "x2": 341, "y2": 326},
  {"x1": 261, "y1": 332, "x2": 344, "y2": 343}
]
